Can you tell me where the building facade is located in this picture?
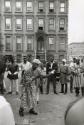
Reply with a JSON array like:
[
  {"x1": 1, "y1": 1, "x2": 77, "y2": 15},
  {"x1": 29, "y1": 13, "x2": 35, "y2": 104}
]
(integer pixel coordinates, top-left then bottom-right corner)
[
  {"x1": 0, "y1": 0, "x2": 68, "y2": 63},
  {"x1": 68, "y1": 42, "x2": 84, "y2": 60}
]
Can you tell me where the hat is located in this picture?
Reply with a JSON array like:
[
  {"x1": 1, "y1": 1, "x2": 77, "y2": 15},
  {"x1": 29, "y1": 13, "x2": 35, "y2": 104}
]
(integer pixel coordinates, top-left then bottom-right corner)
[
  {"x1": 33, "y1": 59, "x2": 41, "y2": 64},
  {"x1": 62, "y1": 59, "x2": 66, "y2": 62}
]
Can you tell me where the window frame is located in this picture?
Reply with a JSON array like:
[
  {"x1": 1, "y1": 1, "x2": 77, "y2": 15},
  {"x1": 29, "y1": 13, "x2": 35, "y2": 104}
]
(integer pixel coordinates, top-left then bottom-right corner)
[
  {"x1": 59, "y1": 37, "x2": 66, "y2": 50},
  {"x1": 26, "y1": 1, "x2": 33, "y2": 12},
  {"x1": 49, "y1": 1, "x2": 54, "y2": 13},
  {"x1": 16, "y1": 36, "x2": 23, "y2": 51},
  {"x1": 5, "y1": 0, "x2": 11, "y2": 12},
  {"x1": 59, "y1": 18, "x2": 65, "y2": 31},
  {"x1": 49, "y1": 18, "x2": 55, "y2": 31},
  {"x1": 38, "y1": 18, "x2": 44, "y2": 30},
  {"x1": 15, "y1": 17, "x2": 23, "y2": 30},
  {"x1": 5, "y1": 17, "x2": 12, "y2": 30},
  {"x1": 5, "y1": 36, "x2": 12, "y2": 51},
  {"x1": 38, "y1": 1, "x2": 44, "y2": 13},
  {"x1": 27, "y1": 36, "x2": 33, "y2": 51},
  {"x1": 15, "y1": 0, "x2": 22, "y2": 12},
  {"x1": 48, "y1": 37, "x2": 55, "y2": 50},
  {"x1": 26, "y1": 18, "x2": 33, "y2": 31},
  {"x1": 60, "y1": 1, "x2": 65, "y2": 13}
]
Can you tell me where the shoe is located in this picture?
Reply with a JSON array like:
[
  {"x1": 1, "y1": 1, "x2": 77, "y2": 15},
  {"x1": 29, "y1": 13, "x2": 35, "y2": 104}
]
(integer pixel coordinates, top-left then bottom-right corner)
[
  {"x1": 54, "y1": 92, "x2": 58, "y2": 94},
  {"x1": 3, "y1": 89, "x2": 6, "y2": 92},
  {"x1": 7, "y1": 92, "x2": 12, "y2": 94},
  {"x1": 19, "y1": 107, "x2": 24, "y2": 117},
  {"x1": 37, "y1": 101, "x2": 39, "y2": 104},
  {"x1": 46, "y1": 92, "x2": 49, "y2": 94},
  {"x1": 29, "y1": 109, "x2": 38, "y2": 115},
  {"x1": 16, "y1": 92, "x2": 19, "y2": 95},
  {"x1": 60, "y1": 91, "x2": 63, "y2": 93}
]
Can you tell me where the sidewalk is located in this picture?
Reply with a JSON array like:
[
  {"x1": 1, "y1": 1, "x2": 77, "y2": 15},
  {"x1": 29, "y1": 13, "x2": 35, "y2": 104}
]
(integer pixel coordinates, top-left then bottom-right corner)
[{"x1": 5, "y1": 93, "x2": 76, "y2": 125}]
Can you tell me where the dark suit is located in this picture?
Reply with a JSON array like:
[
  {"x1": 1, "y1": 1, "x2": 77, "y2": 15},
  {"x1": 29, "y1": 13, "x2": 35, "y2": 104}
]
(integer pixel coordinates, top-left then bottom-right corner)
[{"x1": 46, "y1": 61, "x2": 58, "y2": 94}]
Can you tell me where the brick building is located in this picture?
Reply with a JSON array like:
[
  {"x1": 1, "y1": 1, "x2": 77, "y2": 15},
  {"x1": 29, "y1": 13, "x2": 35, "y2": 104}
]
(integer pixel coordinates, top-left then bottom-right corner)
[
  {"x1": 68, "y1": 42, "x2": 84, "y2": 60},
  {"x1": 0, "y1": 0, "x2": 68, "y2": 63}
]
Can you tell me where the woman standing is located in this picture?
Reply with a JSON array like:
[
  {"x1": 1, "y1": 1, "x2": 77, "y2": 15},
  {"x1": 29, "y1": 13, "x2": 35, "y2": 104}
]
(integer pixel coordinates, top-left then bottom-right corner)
[
  {"x1": 73, "y1": 59, "x2": 81, "y2": 96},
  {"x1": 7, "y1": 59, "x2": 19, "y2": 95},
  {"x1": 80, "y1": 59, "x2": 84, "y2": 96},
  {"x1": 19, "y1": 59, "x2": 42, "y2": 116}
]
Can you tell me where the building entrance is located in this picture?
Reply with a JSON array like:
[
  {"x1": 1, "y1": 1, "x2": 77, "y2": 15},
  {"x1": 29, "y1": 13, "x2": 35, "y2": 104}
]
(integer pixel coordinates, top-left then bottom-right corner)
[{"x1": 37, "y1": 36, "x2": 44, "y2": 51}]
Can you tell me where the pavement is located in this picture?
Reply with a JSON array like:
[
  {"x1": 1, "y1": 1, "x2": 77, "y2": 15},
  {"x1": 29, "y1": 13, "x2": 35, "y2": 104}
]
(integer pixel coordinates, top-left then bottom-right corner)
[
  {"x1": 5, "y1": 92, "x2": 77, "y2": 125},
  {"x1": 4, "y1": 71, "x2": 77, "y2": 125}
]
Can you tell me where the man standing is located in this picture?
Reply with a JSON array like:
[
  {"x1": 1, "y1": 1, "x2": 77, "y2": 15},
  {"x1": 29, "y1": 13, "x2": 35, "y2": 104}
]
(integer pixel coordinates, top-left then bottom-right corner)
[
  {"x1": 60, "y1": 59, "x2": 69, "y2": 94},
  {"x1": 46, "y1": 56, "x2": 58, "y2": 94},
  {"x1": 69, "y1": 58, "x2": 76, "y2": 93},
  {"x1": 21, "y1": 56, "x2": 32, "y2": 72},
  {"x1": 36, "y1": 55, "x2": 44, "y2": 94},
  {"x1": 0, "y1": 58, "x2": 6, "y2": 94}
]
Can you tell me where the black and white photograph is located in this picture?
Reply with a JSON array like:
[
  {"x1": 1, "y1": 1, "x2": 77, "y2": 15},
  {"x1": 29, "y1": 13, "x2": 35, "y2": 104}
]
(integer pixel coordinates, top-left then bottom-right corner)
[{"x1": 0, "y1": 0, "x2": 84, "y2": 125}]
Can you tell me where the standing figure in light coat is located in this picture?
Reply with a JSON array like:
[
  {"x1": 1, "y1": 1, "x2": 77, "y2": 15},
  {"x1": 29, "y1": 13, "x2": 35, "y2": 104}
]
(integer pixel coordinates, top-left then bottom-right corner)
[
  {"x1": 73, "y1": 59, "x2": 81, "y2": 96},
  {"x1": 80, "y1": 59, "x2": 84, "y2": 96},
  {"x1": 60, "y1": 59, "x2": 69, "y2": 94}
]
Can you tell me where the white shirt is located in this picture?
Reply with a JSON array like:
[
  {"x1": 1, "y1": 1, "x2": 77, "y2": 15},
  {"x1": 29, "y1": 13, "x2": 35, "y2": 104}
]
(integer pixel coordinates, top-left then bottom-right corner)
[
  {"x1": 69, "y1": 62, "x2": 77, "y2": 72},
  {"x1": 0, "y1": 96, "x2": 15, "y2": 125},
  {"x1": 21, "y1": 61, "x2": 32, "y2": 71}
]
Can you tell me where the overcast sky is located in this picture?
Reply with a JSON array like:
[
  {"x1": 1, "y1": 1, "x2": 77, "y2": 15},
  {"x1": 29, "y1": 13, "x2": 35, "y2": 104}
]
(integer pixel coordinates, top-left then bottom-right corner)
[{"x1": 68, "y1": 0, "x2": 84, "y2": 43}]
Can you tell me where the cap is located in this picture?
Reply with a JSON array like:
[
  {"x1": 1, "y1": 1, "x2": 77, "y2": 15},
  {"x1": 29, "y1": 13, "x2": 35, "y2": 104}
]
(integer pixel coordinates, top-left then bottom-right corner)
[
  {"x1": 33, "y1": 59, "x2": 41, "y2": 64},
  {"x1": 62, "y1": 59, "x2": 66, "y2": 63}
]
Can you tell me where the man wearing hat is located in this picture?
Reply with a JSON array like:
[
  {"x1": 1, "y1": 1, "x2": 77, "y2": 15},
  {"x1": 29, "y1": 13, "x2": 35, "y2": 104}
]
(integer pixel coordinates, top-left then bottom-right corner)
[{"x1": 46, "y1": 56, "x2": 58, "y2": 94}]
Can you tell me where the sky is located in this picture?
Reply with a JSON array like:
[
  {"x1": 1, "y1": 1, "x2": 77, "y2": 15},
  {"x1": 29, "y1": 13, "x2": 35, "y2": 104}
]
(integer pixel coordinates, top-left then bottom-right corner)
[{"x1": 68, "y1": 0, "x2": 84, "y2": 43}]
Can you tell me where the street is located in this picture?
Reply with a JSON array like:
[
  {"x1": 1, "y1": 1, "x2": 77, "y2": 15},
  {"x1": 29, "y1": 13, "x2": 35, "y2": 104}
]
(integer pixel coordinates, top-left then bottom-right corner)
[
  {"x1": 5, "y1": 92, "x2": 76, "y2": 125},
  {"x1": 4, "y1": 71, "x2": 77, "y2": 125}
]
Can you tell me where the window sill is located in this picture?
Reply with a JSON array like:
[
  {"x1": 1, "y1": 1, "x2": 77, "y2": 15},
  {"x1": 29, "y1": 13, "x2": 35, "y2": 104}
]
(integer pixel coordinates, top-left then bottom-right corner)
[
  {"x1": 5, "y1": 50, "x2": 12, "y2": 52},
  {"x1": 5, "y1": 29, "x2": 12, "y2": 31},
  {"x1": 16, "y1": 29, "x2": 23, "y2": 31},
  {"x1": 16, "y1": 50, "x2": 23, "y2": 52},
  {"x1": 48, "y1": 29, "x2": 56, "y2": 32}
]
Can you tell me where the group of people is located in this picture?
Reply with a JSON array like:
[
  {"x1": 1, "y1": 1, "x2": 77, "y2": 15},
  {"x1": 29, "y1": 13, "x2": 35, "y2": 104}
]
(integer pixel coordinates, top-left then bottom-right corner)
[
  {"x1": 69, "y1": 58, "x2": 84, "y2": 97},
  {"x1": 0, "y1": 55, "x2": 84, "y2": 117}
]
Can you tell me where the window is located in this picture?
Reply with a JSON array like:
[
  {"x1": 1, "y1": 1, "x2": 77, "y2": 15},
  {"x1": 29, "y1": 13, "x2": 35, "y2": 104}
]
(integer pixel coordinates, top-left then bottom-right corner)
[
  {"x1": 16, "y1": 18, "x2": 22, "y2": 30},
  {"x1": 5, "y1": 36, "x2": 11, "y2": 51},
  {"x1": 16, "y1": 1, "x2": 22, "y2": 12},
  {"x1": 59, "y1": 55, "x2": 64, "y2": 61},
  {"x1": 16, "y1": 37, "x2": 22, "y2": 51},
  {"x1": 5, "y1": 18, "x2": 11, "y2": 30},
  {"x1": 27, "y1": 18, "x2": 33, "y2": 30},
  {"x1": 60, "y1": 2, "x2": 65, "y2": 12},
  {"x1": 59, "y1": 38, "x2": 65, "y2": 50},
  {"x1": 59, "y1": 19, "x2": 65, "y2": 31},
  {"x1": 26, "y1": 1, "x2": 33, "y2": 12},
  {"x1": 5, "y1": 1, "x2": 11, "y2": 12},
  {"x1": 48, "y1": 37, "x2": 55, "y2": 50},
  {"x1": 27, "y1": 37, "x2": 33, "y2": 50},
  {"x1": 38, "y1": 19, "x2": 44, "y2": 30},
  {"x1": 60, "y1": 43, "x2": 65, "y2": 50},
  {"x1": 16, "y1": 54, "x2": 22, "y2": 63},
  {"x1": 49, "y1": 1, "x2": 54, "y2": 12},
  {"x1": 38, "y1": 1, "x2": 44, "y2": 12},
  {"x1": 49, "y1": 18, "x2": 55, "y2": 30}
]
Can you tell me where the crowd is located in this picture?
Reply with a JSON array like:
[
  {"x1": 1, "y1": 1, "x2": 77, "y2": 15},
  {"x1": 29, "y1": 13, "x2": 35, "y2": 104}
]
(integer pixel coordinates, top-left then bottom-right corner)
[{"x1": 0, "y1": 55, "x2": 84, "y2": 117}]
